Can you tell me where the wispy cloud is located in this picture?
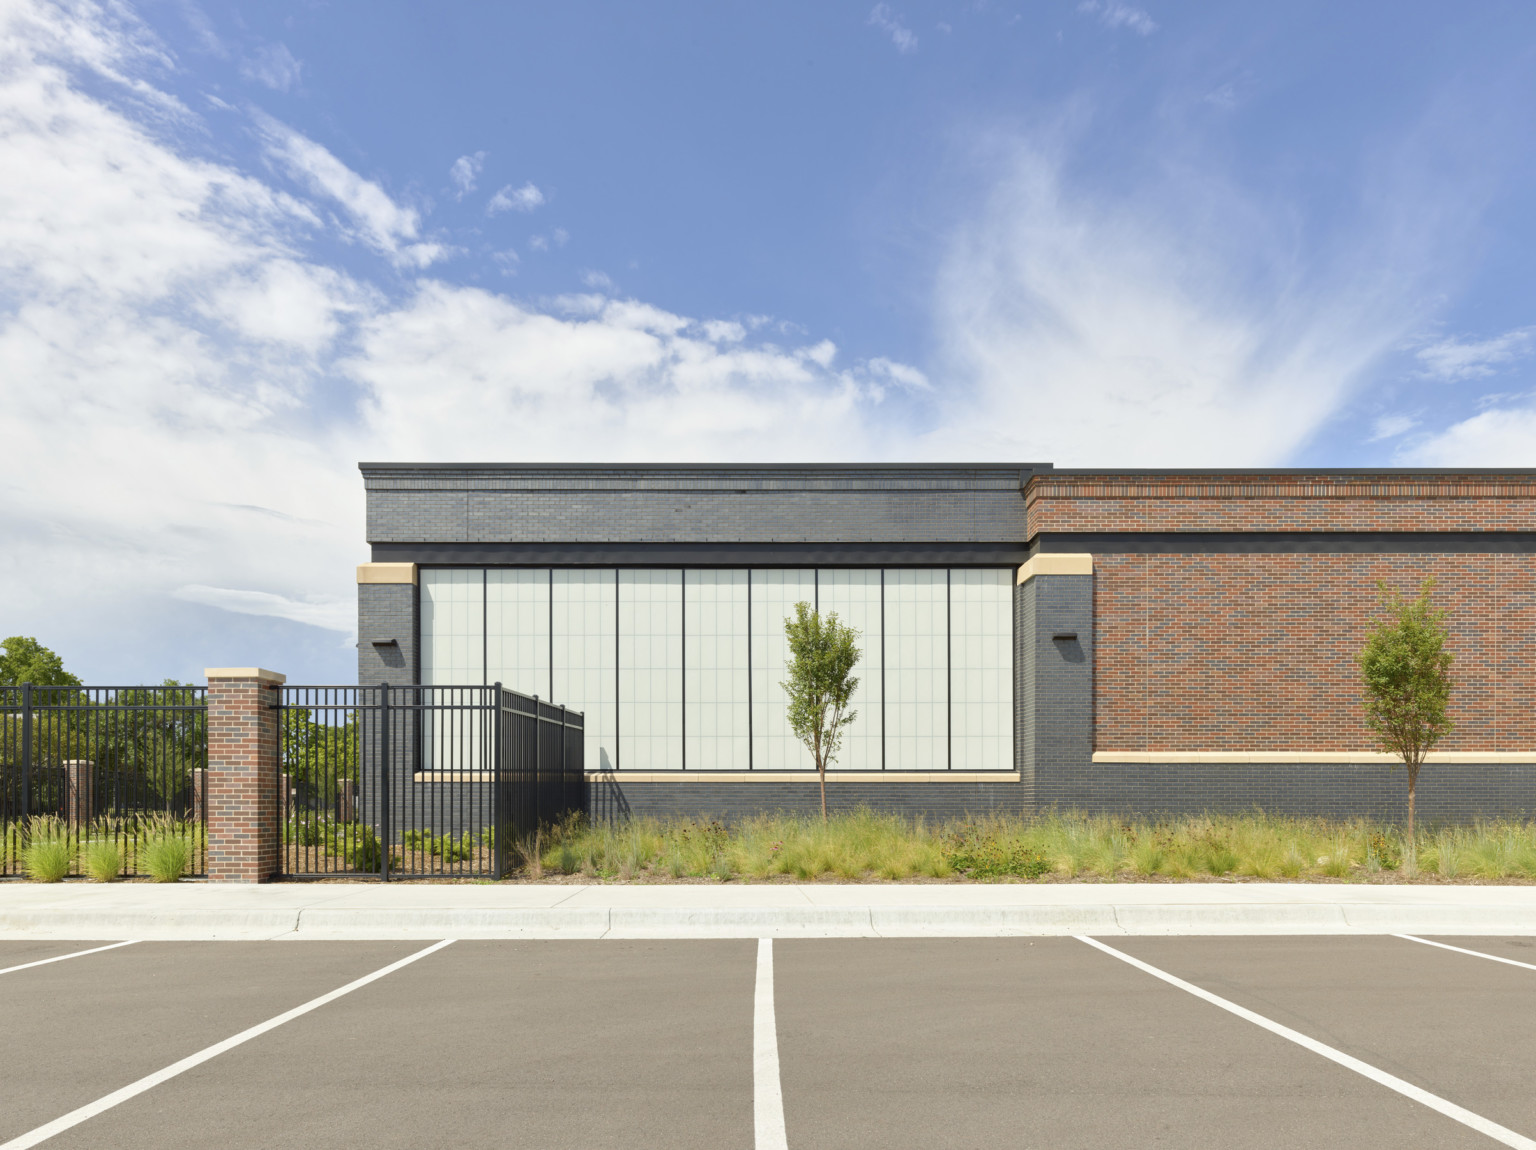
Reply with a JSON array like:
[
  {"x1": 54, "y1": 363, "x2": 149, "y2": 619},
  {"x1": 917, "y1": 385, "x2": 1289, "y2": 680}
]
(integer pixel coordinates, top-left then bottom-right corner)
[
  {"x1": 1077, "y1": 0, "x2": 1158, "y2": 36},
  {"x1": 173, "y1": 585, "x2": 353, "y2": 634},
  {"x1": 487, "y1": 181, "x2": 544, "y2": 214},
  {"x1": 867, "y1": 4, "x2": 918, "y2": 54},
  {"x1": 252, "y1": 110, "x2": 445, "y2": 267},
  {"x1": 1416, "y1": 326, "x2": 1534, "y2": 381},
  {"x1": 528, "y1": 226, "x2": 568, "y2": 251},
  {"x1": 448, "y1": 150, "x2": 485, "y2": 198},
  {"x1": 240, "y1": 42, "x2": 301, "y2": 92},
  {"x1": 1368, "y1": 413, "x2": 1419, "y2": 441},
  {"x1": 923, "y1": 139, "x2": 1440, "y2": 465}
]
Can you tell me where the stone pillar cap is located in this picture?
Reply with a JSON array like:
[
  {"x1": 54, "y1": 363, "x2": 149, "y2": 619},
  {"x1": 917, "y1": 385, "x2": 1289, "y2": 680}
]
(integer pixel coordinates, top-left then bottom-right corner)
[{"x1": 205, "y1": 667, "x2": 287, "y2": 683}]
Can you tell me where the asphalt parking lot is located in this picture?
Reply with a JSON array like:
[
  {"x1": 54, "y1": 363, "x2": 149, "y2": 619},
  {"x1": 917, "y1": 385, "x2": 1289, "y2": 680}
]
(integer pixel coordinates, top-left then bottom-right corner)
[{"x1": 2, "y1": 935, "x2": 1534, "y2": 1149}]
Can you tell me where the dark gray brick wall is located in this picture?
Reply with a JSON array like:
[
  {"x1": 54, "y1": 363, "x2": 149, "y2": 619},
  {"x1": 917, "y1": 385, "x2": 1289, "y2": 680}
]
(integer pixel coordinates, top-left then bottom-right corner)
[
  {"x1": 363, "y1": 465, "x2": 1037, "y2": 545},
  {"x1": 357, "y1": 583, "x2": 417, "y2": 687},
  {"x1": 1037, "y1": 761, "x2": 1536, "y2": 824},
  {"x1": 587, "y1": 779, "x2": 1029, "y2": 823},
  {"x1": 1021, "y1": 572, "x2": 1094, "y2": 802}
]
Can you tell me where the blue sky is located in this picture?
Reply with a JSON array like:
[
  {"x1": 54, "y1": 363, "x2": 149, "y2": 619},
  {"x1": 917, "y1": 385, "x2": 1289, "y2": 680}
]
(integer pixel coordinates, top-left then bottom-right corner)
[{"x1": 3, "y1": 0, "x2": 1535, "y2": 684}]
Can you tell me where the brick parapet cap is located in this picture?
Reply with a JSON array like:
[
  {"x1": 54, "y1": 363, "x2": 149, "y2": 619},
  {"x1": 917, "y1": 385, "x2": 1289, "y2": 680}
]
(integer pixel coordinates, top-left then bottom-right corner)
[{"x1": 205, "y1": 668, "x2": 286, "y2": 684}]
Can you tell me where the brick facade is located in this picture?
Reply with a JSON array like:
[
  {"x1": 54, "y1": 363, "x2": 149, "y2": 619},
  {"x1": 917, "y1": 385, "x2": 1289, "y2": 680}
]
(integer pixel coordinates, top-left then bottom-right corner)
[
  {"x1": 1090, "y1": 552, "x2": 1536, "y2": 754},
  {"x1": 205, "y1": 668, "x2": 284, "y2": 882}
]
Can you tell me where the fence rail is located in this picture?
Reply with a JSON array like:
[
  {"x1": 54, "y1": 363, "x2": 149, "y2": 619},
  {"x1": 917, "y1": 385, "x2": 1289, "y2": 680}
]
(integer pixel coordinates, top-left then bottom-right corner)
[
  {"x1": 0, "y1": 684, "x2": 208, "y2": 878},
  {"x1": 279, "y1": 683, "x2": 584, "y2": 879}
]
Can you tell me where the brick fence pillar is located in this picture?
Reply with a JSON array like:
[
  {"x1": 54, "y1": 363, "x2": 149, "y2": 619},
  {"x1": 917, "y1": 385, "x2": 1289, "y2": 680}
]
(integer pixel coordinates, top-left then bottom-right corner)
[
  {"x1": 205, "y1": 667, "x2": 285, "y2": 882},
  {"x1": 63, "y1": 760, "x2": 94, "y2": 826}
]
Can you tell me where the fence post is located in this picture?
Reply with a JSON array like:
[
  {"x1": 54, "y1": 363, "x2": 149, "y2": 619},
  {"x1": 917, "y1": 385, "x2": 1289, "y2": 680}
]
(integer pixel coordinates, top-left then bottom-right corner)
[
  {"x1": 205, "y1": 668, "x2": 285, "y2": 882},
  {"x1": 19, "y1": 683, "x2": 30, "y2": 824},
  {"x1": 380, "y1": 682, "x2": 391, "y2": 883},
  {"x1": 492, "y1": 683, "x2": 505, "y2": 879}
]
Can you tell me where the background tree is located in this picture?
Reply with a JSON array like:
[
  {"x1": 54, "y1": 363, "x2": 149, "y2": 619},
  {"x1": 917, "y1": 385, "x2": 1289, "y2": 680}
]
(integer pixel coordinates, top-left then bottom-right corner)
[
  {"x1": 0, "y1": 636, "x2": 81, "y2": 688},
  {"x1": 780, "y1": 601, "x2": 861, "y2": 820},
  {"x1": 1357, "y1": 577, "x2": 1454, "y2": 872}
]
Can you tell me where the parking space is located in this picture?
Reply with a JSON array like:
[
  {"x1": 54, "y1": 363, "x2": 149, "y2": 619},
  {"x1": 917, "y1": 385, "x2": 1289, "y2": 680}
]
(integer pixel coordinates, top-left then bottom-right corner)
[
  {"x1": 0, "y1": 941, "x2": 421, "y2": 1142},
  {"x1": 2, "y1": 935, "x2": 1533, "y2": 1149},
  {"x1": 773, "y1": 938, "x2": 1493, "y2": 1150},
  {"x1": 0, "y1": 940, "x2": 127, "y2": 972},
  {"x1": 1113, "y1": 935, "x2": 1536, "y2": 1141}
]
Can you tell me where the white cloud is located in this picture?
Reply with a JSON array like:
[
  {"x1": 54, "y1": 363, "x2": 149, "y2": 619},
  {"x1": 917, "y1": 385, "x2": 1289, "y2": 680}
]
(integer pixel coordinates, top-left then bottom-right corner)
[
  {"x1": 448, "y1": 150, "x2": 485, "y2": 198},
  {"x1": 487, "y1": 181, "x2": 544, "y2": 215},
  {"x1": 580, "y1": 269, "x2": 615, "y2": 291},
  {"x1": 252, "y1": 110, "x2": 445, "y2": 267},
  {"x1": 1416, "y1": 326, "x2": 1534, "y2": 381},
  {"x1": 923, "y1": 143, "x2": 1429, "y2": 465},
  {"x1": 528, "y1": 226, "x2": 568, "y2": 252},
  {"x1": 1398, "y1": 403, "x2": 1536, "y2": 465},
  {"x1": 240, "y1": 42, "x2": 300, "y2": 92},
  {"x1": 0, "y1": 0, "x2": 925, "y2": 681},
  {"x1": 1368, "y1": 413, "x2": 1418, "y2": 442},
  {"x1": 1077, "y1": 0, "x2": 1158, "y2": 35},
  {"x1": 867, "y1": 4, "x2": 918, "y2": 54},
  {"x1": 173, "y1": 585, "x2": 354, "y2": 634}
]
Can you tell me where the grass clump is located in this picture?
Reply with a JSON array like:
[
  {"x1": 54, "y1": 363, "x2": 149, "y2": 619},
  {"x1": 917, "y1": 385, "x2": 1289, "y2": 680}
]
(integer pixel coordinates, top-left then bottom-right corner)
[
  {"x1": 141, "y1": 835, "x2": 192, "y2": 882},
  {"x1": 82, "y1": 840, "x2": 123, "y2": 882},
  {"x1": 21, "y1": 819, "x2": 74, "y2": 882}
]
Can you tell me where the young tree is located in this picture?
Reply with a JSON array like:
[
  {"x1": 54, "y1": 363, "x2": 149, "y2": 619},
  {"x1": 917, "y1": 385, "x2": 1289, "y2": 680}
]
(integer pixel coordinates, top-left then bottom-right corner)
[
  {"x1": 780, "y1": 601, "x2": 861, "y2": 821},
  {"x1": 0, "y1": 636, "x2": 81, "y2": 688},
  {"x1": 1356, "y1": 577, "x2": 1454, "y2": 873}
]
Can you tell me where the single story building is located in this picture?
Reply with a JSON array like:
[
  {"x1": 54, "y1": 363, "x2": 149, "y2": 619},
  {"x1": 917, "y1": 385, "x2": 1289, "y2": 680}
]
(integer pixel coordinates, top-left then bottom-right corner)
[{"x1": 356, "y1": 464, "x2": 1536, "y2": 823}]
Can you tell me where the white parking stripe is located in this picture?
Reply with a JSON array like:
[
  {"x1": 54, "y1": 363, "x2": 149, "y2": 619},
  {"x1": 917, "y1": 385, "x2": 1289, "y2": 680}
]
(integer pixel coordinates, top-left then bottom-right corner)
[
  {"x1": 0, "y1": 941, "x2": 138, "y2": 976},
  {"x1": 1396, "y1": 935, "x2": 1536, "y2": 972},
  {"x1": 1077, "y1": 935, "x2": 1536, "y2": 1150},
  {"x1": 754, "y1": 938, "x2": 788, "y2": 1150},
  {"x1": 0, "y1": 939, "x2": 456, "y2": 1150}
]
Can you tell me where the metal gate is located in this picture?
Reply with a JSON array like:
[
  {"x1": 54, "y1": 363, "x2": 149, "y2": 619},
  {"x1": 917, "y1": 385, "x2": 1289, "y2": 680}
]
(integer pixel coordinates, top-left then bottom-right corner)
[{"x1": 278, "y1": 684, "x2": 584, "y2": 879}]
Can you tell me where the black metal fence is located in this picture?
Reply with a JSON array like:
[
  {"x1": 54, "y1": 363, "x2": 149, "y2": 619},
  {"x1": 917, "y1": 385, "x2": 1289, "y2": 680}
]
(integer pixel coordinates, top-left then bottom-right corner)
[
  {"x1": 0, "y1": 684, "x2": 208, "y2": 878},
  {"x1": 279, "y1": 683, "x2": 584, "y2": 879}
]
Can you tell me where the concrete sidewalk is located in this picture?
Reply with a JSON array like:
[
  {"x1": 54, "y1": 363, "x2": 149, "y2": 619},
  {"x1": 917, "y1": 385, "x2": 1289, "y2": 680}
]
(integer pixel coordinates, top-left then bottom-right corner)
[{"x1": 2, "y1": 881, "x2": 1535, "y2": 939}]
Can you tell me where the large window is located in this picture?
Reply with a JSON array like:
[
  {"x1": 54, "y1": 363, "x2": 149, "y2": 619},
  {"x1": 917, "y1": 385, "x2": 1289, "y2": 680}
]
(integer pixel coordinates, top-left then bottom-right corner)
[{"x1": 419, "y1": 566, "x2": 1013, "y2": 772}]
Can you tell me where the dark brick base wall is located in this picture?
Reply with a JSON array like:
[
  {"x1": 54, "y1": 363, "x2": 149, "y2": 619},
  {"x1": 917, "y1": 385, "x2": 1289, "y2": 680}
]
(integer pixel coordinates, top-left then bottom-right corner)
[
  {"x1": 1038, "y1": 762, "x2": 1536, "y2": 824},
  {"x1": 587, "y1": 779, "x2": 1029, "y2": 823}
]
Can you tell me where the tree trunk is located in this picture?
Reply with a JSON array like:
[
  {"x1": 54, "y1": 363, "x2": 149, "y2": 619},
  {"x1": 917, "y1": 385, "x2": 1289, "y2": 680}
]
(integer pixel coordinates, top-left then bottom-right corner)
[
  {"x1": 818, "y1": 761, "x2": 827, "y2": 822},
  {"x1": 1406, "y1": 760, "x2": 1419, "y2": 874}
]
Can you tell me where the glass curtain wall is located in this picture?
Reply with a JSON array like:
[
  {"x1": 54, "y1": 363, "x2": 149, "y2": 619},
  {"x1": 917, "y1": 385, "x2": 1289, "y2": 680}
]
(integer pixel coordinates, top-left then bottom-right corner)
[
  {"x1": 684, "y1": 570, "x2": 751, "y2": 770},
  {"x1": 420, "y1": 566, "x2": 1013, "y2": 773}
]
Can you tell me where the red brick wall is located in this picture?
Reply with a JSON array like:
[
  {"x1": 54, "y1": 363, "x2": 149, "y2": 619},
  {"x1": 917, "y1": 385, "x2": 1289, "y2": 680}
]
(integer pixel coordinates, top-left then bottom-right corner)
[
  {"x1": 1094, "y1": 553, "x2": 1536, "y2": 752},
  {"x1": 1027, "y1": 474, "x2": 1536, "y2": 536}
]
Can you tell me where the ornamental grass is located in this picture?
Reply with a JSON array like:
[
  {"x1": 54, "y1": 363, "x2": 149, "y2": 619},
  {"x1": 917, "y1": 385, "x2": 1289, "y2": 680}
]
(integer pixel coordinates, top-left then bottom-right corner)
[{"x1": 525, "y1": 809, "x2": 1536, "y2": 883}]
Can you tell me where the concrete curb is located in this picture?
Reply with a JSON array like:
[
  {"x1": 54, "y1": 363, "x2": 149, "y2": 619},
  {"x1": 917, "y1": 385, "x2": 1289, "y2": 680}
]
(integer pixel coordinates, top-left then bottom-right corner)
[{"x1": 2, "y1": 901, "x2": 1535, "y2": 940}]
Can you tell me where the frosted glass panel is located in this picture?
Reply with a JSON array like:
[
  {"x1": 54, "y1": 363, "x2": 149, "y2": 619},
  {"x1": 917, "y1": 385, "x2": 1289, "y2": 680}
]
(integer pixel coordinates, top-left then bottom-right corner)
[
  {"x1": 684, "y1": 570, "x2": 750, "y2": 770},
  {"x1": 552, "y1": 570, "x2": 617, "y2": 772},
  {"x1": 750, "y1": 569, "x2": 817, "y2": 770},
  {"x1": 950, "y1": 569, "x2": 1013, "y2": 770},
  {"x1": 486, "y1": 569, "x2": 550, "y2": 699},
  {"x1": 884, "y1": 569, "x2": 949, "y2": 770},
  {"x1": 619, "y1": 570, "x2": 682, "y2": 770},
  {"x1": 420, "y1": 569, "x2": 483, "y2": 685},
  {"x1": 816, "y1": 569, "x2": 884, "y2": 770}
]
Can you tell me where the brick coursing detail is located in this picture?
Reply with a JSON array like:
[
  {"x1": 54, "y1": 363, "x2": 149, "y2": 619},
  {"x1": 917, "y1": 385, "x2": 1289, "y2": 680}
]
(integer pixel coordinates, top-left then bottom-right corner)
[
  {"x1": 1092, "y1": 552, "x2": 1536, "y2": 753},
  {"x1": 1026, "y1": 473, "x2": 1536, "y2": 536}
]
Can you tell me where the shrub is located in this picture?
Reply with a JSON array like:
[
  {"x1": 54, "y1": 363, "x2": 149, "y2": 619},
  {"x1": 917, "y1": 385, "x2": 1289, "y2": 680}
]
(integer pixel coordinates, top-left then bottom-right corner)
[
  {"x1": 141, "y1": 836, "x2": 191, "y2": 882},
  {"x1": 83, "y1": 840, "x2": 123, "y2": 882},
  {"x1": 22, "y1": 837, "x2": 74, "y2": 882},
  {"x1": 944, "y1": 832, "x2": 1051, "y2": 880}
]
